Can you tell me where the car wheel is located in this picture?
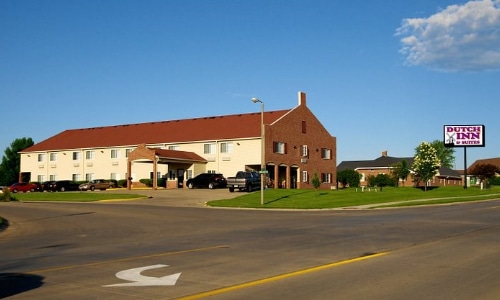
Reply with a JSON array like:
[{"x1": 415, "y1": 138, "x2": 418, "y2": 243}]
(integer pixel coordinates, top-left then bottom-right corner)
[
  {"x1": 60, "y1": 187, "x2": 65, "y2": 192},
  {"x1": 30, "y1": 188, "x2": 35, "y2": 192},
  {"x1": 13, "y1": 189, "x2": 18, "y2": 193},
  {"x1": 90, "y1": 186, "x2": 95, "y2": 191},
  {"x1": 229, "y1": 187, "x2": 234, "y2": 192},
  {"x1": 188, "y1": 182, "x2": 194, "y2": 189},
  {"x1": 208, "y1": 183, "x2": 215, "y2": 189}
]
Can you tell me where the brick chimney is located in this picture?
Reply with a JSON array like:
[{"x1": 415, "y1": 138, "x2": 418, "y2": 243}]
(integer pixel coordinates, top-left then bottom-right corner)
[
  {"x1": 382, "y1": 150, "x2": 388, "y2": 157},
  {"x1": 298, "y1": 91, "x2": 306, "y2": 106}
]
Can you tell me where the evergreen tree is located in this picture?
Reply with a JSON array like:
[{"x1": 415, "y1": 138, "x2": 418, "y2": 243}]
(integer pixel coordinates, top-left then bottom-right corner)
[{"x1": 0, "y1": 137, "x2": 34, "y2": 185}]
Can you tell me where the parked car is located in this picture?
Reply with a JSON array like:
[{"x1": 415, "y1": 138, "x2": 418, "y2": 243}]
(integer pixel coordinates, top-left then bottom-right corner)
[
  {"x1": 8, "y1": 182, "x2": 38, "y2": 193},
  {"x1": 79, "y1": 179, "x2": 116, "y2": 191},
  {"x1": 186, "y1": 173, "x2": 227, "y2": 189},
  {"x1": 48, "y1": 180, "x2": 80, "y2": 192},
  {"x1": 37, "y1": 181, "x2": 55, "y2": 192},
  {"x1": 226, "y1": 171, "x2": 261, "y2": 192}
]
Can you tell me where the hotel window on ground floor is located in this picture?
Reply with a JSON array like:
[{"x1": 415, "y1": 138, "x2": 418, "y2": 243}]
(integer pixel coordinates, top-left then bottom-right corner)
[
  {"x1": 302, "y1": 171, "x2": 308, "y2": 182},
  {"x1": 37, "y1": 175, "x2": 45, "y2": 182},
  {"x1": 72, "y1": 174, "x2": 81, "y2": 181},
  {"x1": 321, "y1": 173, "x2": 332, "y2": 183},
  {"x1": 85, "y1": 173, "x2": 94, "y2": 181}
]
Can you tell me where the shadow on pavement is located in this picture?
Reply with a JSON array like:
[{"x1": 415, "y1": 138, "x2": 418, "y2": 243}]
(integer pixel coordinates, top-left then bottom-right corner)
[{"x1": 0, "y1": 273, "x2": 44, "y2": 298}]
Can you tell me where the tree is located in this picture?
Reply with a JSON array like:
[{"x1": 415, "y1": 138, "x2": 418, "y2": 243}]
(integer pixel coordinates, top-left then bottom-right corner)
[
  {"x1": 311, "y1": 173, "x2": 321, "y2": 190},
  {"x1": 412, "y1": 141, "x2": 440, "y2": 191},
  {"x1": 390, "y1": 160, "x2": 410, "y2": 187},
  {"x1": 369, "y1": 173, "x2": 393, "y2": 191},
  {"x1": 429, "y1": 140, "x2": 455, "y2": 168},
  {"x1": 468, "y1": 163, "x2": 499, "y2": 183},
  {"x1": 0, "y1": 137, "x2": 34, "y2": 186},
  {"x1": 336, "y1": 169, "x2": 361, "y2": 188}
]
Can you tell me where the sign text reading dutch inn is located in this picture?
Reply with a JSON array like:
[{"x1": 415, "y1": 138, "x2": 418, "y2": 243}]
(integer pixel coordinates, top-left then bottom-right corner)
[{"x1": 443, "y1": 125, "x2": 485, "y2": 147}]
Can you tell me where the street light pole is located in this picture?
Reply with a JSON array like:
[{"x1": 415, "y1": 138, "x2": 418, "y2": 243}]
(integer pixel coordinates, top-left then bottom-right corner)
[{"x1": 252, "y1": 97, "x2": 265, "y2": 205}]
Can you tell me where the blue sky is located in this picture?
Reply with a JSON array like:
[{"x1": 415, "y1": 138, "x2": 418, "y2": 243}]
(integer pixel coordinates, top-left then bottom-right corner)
[{"x1": 1, "y1": 0, "x2": 499, "y2": 169}]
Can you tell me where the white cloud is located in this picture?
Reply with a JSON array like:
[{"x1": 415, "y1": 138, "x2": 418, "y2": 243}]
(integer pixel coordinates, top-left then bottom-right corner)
[{"x1": 396, "y1": 0, "x2": 500, "y2": 72}]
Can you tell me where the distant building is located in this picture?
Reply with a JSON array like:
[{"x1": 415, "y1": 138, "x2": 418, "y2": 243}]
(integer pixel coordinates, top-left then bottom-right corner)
[
  {"x1": 337, "y1": 151, "x2": 462, "y2": 187},
  {"x1": 20, "y1": 92, "x2": 337, "y2": 190}
]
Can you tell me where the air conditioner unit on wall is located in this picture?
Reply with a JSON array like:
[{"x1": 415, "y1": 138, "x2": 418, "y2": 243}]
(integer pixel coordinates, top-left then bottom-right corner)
[{"x1": 301, "y1": 158, "x2": 308, "y2": 163}]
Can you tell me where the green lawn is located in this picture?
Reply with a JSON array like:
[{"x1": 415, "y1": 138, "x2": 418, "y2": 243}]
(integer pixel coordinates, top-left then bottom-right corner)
[
  {"x1": 4, "y1": 191, "x2": 146, "y2": 202},
  {"x1": 207, "y1": 186, "x2": 500, "y2": 209}
]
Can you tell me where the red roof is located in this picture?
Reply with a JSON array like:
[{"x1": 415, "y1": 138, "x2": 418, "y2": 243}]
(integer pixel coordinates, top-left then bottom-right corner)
[{"x1": 23, "y1": 110, "x2": 290, "y2": 152}]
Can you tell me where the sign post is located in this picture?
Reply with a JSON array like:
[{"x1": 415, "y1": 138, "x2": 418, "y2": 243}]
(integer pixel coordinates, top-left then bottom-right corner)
[{"x1": 443, "y1": 125, "x2": 485, "y2": 189}]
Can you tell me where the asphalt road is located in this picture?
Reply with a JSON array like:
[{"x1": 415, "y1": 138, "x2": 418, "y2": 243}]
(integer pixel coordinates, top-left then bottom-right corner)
[{"x1": 1, "y1": 189, "x2": 500, "y2": 299}]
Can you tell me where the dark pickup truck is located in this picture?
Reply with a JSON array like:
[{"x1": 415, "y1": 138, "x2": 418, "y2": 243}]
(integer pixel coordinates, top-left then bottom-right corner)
[{"x1": 226, "y1": 171, "x2": 261, "y2": 192}]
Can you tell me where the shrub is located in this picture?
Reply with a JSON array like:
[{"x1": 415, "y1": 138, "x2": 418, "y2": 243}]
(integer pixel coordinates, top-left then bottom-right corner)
[{"x1": 0, "y1": 188, "x2": 16, "y2": 202}]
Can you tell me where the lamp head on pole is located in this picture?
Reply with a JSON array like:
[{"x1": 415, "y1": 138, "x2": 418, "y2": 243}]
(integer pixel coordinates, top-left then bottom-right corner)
[{"x1": 251, "y1": 97, "x2": 262, "y2": 104}]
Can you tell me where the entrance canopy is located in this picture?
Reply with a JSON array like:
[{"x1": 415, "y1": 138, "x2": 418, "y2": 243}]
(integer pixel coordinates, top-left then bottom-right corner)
[{"x1": 127, "y1": 144, "x2": 207, "y2": 189}]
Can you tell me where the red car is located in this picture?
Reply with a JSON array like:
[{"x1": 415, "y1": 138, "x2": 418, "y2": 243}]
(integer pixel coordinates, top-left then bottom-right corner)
[{"x1": 8, "y1": 182, "x2": 38, "y2": 193}]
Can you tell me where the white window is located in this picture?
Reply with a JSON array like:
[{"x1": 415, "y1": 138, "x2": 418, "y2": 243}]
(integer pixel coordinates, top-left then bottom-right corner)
[
  {"x1": 49, "y1": 175, "x2": 56, "y2": 181},
  {"x1": 302, "y1": 171, "x2": 308, "y2": 182},
  {"x1": 168, "y1": 145, "x2": 180, "y2": 150},
  {"x1": 110, "y1": 173, "x2": 120, "y2": 180},
  {"x1": 301, "y1": 145, "x2": 308, "y2": 157},
  {"x1": 72, "y1": 152, "x2": 81, "y2": 160},
  {"x1": 37, "y1": 175, "x2": 45, "y2": 182},
  {"x1": 321, "y1": 148, "x2": 331, "y2": 159},
  {"x1": 111, "y1": 149, "x2": 120, "y2": 159},
  {"x1": 85, "y1": 173, "x2": 94, "y2": 181},
  {"x1": 125, "y1": 148, "x2": 133, "y2": 158},
  {"x1": 38, "y1": 154, "x2": 45, "y2": 162},
  {"x1": 274, "y1": 142, "x2": 286, "y2": 154},
  {"x1": 204, "y1": 143, "x2": 216, "y2": 154},
  {"x1": 186, "y1": 169, "x2": 193, "y2": 180},
  {"x1": 220, "y1": 142, "x2": 233, "y2": 153},
  {"x1": 86, "y1": 151, "x2": 95, "y2": 160},
  {"x1": 322, "y1": 173, "x2": 332, "y2": 183},
  {"x1": 50, "y1": 153, "x2": 57, "y2": 161},
  {"x1": 72, "y1": 174, "x2": 81, "y2": 181}
]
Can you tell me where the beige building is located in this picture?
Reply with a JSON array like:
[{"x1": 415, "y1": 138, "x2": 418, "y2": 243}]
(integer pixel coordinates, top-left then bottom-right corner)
[{"x1": 20, "y1": 92, "x2": 337, "y2": 190}]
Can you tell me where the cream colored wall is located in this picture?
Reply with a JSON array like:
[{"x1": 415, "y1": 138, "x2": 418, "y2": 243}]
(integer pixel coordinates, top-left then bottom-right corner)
[
  {"x1": 174, "y1": 138, "x2": 261, "y2": 178},
  {"x1": 21, "y1": 138, "x2": 261, "y2": 182}
]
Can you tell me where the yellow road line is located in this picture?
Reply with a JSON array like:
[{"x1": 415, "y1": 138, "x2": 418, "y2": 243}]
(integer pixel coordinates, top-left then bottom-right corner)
[
  {"x1": 27, "y1": 245, "x2": 229, "y2": 274},
  {"x1": 179, "y1": 252, "x2": 388, "y2": 300}
]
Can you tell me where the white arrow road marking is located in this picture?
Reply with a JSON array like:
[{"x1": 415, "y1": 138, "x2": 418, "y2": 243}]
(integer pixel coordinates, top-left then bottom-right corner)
[{"x1": 104, "y1": 264, "x2": 181, "y2": 287}]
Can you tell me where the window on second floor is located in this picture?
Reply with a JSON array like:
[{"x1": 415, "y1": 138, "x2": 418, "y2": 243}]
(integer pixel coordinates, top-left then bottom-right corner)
[
  {"x1": 220, "y1": 142, "x2": 233, "y2": 153},
  {"x1": 38, "y1": 153, "x2": 45, "y2": 162},
  {"x1": 49, "y1": 153, "x2": 57, "y2": 162},
  {"x1": 111, "y1": 149, "x2": 120, "y2": 159},
  {"x1": 168, "y1": 145, "x2": 180, "y2": 150},
  {"x1": 125, "y1": 148, "x2": 135, "y2": 158},
  {"x1": 300, "y1": 145, "x2": 308, "y2": 157},
  {"x1": 321, "y1": 148, "x2": 331, "y2": 159},
  {"x1": 204, "y1": 143, "x2": 216, "y2": 154},
  {"x1": 86, "y1": 150, "x2": 95, "y2": 160},
  {"x1": 72, "y1": 152, "x2": 81, "y2": 160},
  {"x1": 273, "y1": 142, "x2": 287, "y2": 154}
]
